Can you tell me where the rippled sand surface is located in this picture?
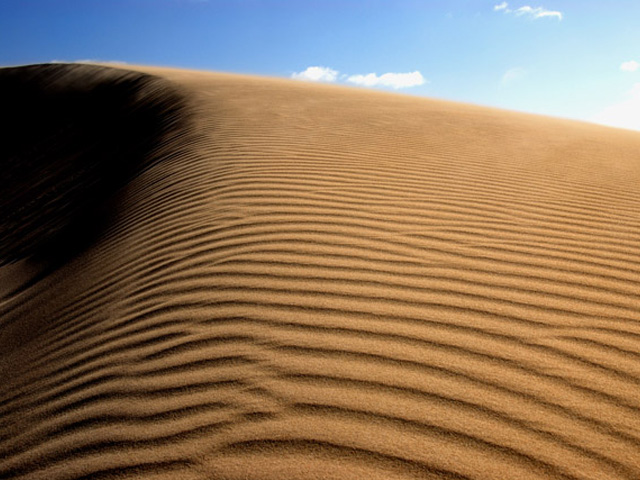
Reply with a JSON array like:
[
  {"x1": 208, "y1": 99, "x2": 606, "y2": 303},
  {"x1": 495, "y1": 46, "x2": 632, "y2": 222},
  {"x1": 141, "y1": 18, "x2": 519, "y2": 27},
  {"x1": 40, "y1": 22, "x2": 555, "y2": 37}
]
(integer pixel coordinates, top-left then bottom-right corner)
[{"x1": 1, "y1": 63, "x2": 640, "y2": 480}]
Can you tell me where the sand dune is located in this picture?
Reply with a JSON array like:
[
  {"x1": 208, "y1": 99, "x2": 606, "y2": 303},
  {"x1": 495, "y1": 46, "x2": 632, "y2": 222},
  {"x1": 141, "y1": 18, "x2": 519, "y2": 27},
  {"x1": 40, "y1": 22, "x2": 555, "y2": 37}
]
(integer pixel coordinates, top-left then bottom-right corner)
[{"x1": 1, "y1": 63, "x2": 640, "y2": 479}]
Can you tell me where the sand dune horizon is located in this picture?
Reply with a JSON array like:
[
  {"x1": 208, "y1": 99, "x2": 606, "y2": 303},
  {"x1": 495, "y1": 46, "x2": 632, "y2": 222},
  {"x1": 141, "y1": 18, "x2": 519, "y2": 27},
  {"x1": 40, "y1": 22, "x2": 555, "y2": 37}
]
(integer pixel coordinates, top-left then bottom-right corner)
[{"x1": 1, "y1": 63, "x2": 640, "y2": 479}]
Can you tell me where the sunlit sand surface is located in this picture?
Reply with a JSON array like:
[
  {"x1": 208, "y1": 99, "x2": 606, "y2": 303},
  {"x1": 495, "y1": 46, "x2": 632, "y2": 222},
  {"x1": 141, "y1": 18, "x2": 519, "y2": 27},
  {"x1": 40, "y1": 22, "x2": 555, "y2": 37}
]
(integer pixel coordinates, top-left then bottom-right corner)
[{"x1": 1, "y1": 63, "x2": 640, "y2": 479}]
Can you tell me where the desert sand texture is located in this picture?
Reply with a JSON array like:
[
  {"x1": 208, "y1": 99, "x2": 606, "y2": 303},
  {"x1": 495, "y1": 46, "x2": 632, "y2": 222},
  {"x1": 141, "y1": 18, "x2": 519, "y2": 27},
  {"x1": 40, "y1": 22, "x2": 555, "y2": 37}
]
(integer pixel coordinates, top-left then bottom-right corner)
[{"x1": 1, "y1": 63, "x2": 640, "y2": 480}]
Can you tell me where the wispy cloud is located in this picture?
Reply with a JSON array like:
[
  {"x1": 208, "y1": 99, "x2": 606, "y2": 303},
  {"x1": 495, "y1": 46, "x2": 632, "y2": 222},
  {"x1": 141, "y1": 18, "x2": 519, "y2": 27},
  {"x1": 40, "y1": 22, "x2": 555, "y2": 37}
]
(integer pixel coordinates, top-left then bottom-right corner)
[
  {"x1": 292, "y1": 67, "x2": 426, "y2": 89},
  {"x1": 591, "y1": 83, "x2": 640, "y2": 131},
  {"x1": 501, "y1": 67, "x2": 527, "y2": 86},
  {"x1": 494, "y1": 3, "x2": 563, "y2": 20},
  {"x1": 347, "y1": 71, "x2": 426, "y2": 89},
  {"x1": 620, "y1": 60, "x2": 639, "y2": 72},
  {"x1": 291, "y1": 66, "x2": 338, "y2": 82}
]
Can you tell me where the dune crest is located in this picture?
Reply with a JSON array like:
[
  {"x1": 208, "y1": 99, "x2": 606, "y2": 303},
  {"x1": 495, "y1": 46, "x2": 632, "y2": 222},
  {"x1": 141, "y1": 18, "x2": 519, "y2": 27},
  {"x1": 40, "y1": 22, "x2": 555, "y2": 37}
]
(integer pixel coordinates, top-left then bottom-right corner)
[{"x1": 1, "y1": 64, "x2": 640, "y2": 479}]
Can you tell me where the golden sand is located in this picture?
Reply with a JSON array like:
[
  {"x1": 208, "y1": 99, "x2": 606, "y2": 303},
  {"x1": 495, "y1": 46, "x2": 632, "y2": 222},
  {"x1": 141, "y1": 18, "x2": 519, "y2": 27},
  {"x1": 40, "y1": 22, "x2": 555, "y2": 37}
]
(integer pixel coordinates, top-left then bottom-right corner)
[{"x1": 1, "y1": 63, "x2": 639, "y2": 479}]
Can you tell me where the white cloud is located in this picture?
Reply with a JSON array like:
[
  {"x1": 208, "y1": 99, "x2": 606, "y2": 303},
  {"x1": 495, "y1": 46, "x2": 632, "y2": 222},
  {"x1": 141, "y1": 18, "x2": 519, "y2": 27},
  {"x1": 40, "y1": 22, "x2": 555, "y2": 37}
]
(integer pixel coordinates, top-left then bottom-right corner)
[
  {"x1": 291, "y1": 66, "x2": 426, "y2": 90},
  {"x1": 590, "y1": 83, "x2": 640, "y2": 131},
  {"x1": 495, "y1": 3, "x2": 563, "y2": 20},
  {"x1": 620, "y1": 60, "x2": 639, "y2": 72},
  {"x1": 346, "y1": 71, "x2": 426, "y2": 89},
  {"x1": 516, "y1": 6, "x2": 563, "y2": 20},
  {"x1": 291, "y1": 66, "x2": 338, "y2": 82},
  {"x1": 501, "y1": 67, "x2": 527, "y2": 86}
]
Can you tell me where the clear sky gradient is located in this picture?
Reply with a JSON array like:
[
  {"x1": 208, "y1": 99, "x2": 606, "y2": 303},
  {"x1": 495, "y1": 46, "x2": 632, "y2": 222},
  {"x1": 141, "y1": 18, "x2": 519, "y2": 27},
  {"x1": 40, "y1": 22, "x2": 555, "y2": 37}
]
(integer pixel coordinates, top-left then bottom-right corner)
[{"x1": 2, "y1": 0, "x2": 640, "y2": 130}]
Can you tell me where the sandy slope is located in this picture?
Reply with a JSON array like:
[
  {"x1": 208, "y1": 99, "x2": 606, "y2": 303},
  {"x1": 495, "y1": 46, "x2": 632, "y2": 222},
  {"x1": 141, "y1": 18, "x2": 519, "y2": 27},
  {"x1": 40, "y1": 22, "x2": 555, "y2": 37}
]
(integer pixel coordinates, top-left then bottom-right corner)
[{"x1": 1, "y1": 63, "x2": 640, "y2": 480}]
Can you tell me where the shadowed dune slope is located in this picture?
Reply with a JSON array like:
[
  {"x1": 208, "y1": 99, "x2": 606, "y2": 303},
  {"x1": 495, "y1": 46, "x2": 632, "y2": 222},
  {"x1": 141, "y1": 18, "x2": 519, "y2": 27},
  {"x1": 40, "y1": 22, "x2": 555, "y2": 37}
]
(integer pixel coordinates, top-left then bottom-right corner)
[
  {"x1": 1, "y1": 63, "x2": 640, "y2": 480},
  {"x1": 0, "y1": 64, "x2": 187, "y2": 268}
]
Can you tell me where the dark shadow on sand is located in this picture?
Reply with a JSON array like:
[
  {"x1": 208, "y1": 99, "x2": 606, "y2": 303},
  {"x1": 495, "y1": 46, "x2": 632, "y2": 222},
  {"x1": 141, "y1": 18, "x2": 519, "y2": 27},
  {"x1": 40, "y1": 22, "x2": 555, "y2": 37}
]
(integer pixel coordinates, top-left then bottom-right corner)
[{"x1": 0, "y1": 63, "x2": 189, "y2": 272}]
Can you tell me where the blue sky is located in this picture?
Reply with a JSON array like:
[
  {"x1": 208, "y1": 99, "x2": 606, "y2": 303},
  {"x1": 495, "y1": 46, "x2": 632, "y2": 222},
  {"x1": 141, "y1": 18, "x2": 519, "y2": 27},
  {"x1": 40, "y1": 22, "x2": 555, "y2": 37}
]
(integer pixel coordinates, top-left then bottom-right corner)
[{"x1": 2, "y1": 0, "x2": 640, "y2": 130}]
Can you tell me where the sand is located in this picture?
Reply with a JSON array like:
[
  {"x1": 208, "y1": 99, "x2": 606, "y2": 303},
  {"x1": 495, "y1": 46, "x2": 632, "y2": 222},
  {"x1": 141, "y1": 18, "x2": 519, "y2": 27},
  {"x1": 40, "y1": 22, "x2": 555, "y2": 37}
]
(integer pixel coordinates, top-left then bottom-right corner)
[{"x1": 1, "y1": 63, "x2": 640, "y2": 480}]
